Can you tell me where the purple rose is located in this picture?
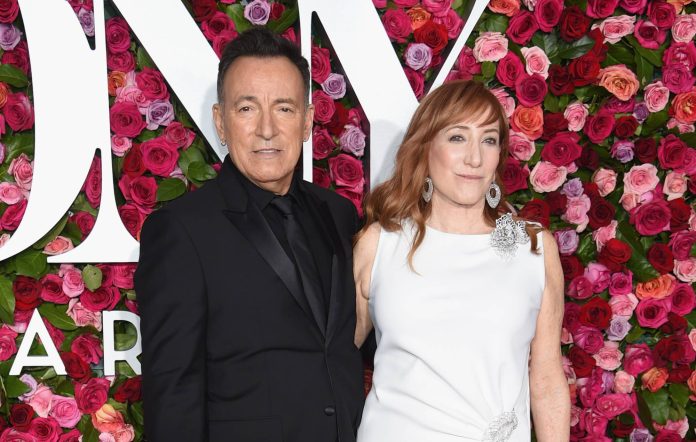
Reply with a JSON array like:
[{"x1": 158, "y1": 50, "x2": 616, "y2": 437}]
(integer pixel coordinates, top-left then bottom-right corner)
[
  {"x1": 607, "y1": 316, "x2": 632, "y2": 341},
  {"x1": 630, "y1": 428, "x2": 653, "y2": 442},
  {"x1": 339, "y1": 124, "x2": 366, "y2": 157},
  {"x1": 611, "y1": 140, "x2": 635, "y2": 163},
  {"x1": 633, "y1": 102, "x2": 649, "y2": 122},
  {"x1": 145, "y1": 100, "x2": 174, "y2": 130},
  {"x1": 321, "y1": 73, "x2": 346, "y2": 100},
  {"x1": 78, "y1": 8, "x2": 95, "y2": 37},
  {"x1": 0, "y1": 142, "x2": 5, "y2": 164},
  {"x1": 561, "y1": 177, "x2": 584, "y2": 198},
  {"x1": 0, "y1": 23, "x2": 21, "y2": 51},
  {"x1": 244, "y1": 0, "x2": 270, "y2": 25},
  {"x1": 404, "y1": 43, "x2": 432, "y2": 72},
  {"x1": 553, "y1": 229, "x2": 579, "y2": 255}
]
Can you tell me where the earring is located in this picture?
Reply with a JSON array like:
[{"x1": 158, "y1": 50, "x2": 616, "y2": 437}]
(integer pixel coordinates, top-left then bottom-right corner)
[
  {"x1": 220, "y1": 139, "x2": 227, "y2": 146},
  {"x1": 486, "y1": 182, "x2": 501, "y2": 208},
  {"x1": 422, "y1": 177, "x2": 433, "y2": 203}
]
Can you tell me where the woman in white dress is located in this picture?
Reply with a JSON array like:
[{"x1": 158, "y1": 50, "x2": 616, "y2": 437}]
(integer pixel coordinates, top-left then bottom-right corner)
[{"x1": 354, "y1": 80, "x2": 570, "y2": 442}]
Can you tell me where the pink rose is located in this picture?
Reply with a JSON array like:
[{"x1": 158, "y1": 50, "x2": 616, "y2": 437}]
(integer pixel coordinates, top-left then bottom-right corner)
[
  {"x1": 3, "y1": 92, "x2": 34, "y2": 131},
  {"x1": 81, "y1": 286, "x2": 121, "y2": 312},
  {"x1": 0, "y1": 324, "x2": 18, "y2": 361},
  {"x1": 0, "y1": 182, "x2": 26, "y2": 204},
  {"x1": 610, "y1": 293, "x2": 639, "y2": 317},
  {"x1": 674, "y1": 257, "x2": 696, "y2": 282},
  {"x1": 594, "y1": 393, "x2": 632, "y2": 419},
  {"x1": 43, "y1": 236, "x2": 74, "y2": 256},
  {"x1": 672, "y1": 14, "x2": 696, "y2": 43},
  {"x1": 669, "y1": 231, "x2": 696, "y2": 260},
  {"x1": 586, "y1": 0, "x2": 618, "y2": 18},
  {"x1": 26, "y1": 384, "x2": 53, "y2": 417},
  {"x1": 623, "y1": 343, "x2": 654, "y2": 376},
  {"x1": 562, "y1": 194, "x2": 591, "y2": 232},
  {"x1": 643, "y1": 81, "x2": 670, "y2": 112},
  {"x1": 84, "y1": 156, "x2": 101, "y2": 209},
  {"x1": 8, "y1": 153, "x2": 33, "y2": 191},
  {"x1": 529, "y1": 161, "x2": 567, "y2": 193},
  {"x1": 584, "y1": 262, "x2": 611, "y2": 293},
  {"x1": 71, "y1": 334, "x2": 103, "y2": 365},
  {"x1": 115, "y1": 85, "x2": 151, "y2": 113},
  {"x1": 312, "y1": 90, "x2": 335, "y2": 124},
  {"x1": 433, "y1": 9, "x2": 464, "y2": 39},
  {"x1": 111, "y1": 135, "x2": 132, "y2": 157},
  {"x1": 311, "y1": 46, "x2": 331, "y2": 84},
  {"x1": 593, "y1": 15, "x2": 636, "y2": 44},
  {"x1": 508, "y1": 131, "x2": 535, "y2": 161},
  {"x1": 635, "y1": 297, "x2": 671, "y2": 328},
  {"x1": 593, "y1": 341, "x2": 622, "y2": 370},
  {"x1": 592, "y1": 168, "x2": 617, "y2": 197},
  {"x1": 520, "y1": 46, "x2": 550, "y2": 79},
  {"x1": 61, "y1": 268, "x2": 84, "y2": 298},
  {"x1": 665, "y1": 117, "x2": 695, "y2": 133},
  {"x1": 421, "y1": 0, "x2": 452, "y2": 17},
  {"x1": 328, "y1": 154, "x2": 364, "y2": 193},
  {"x1": 140, "y1": 137, "x2": 179, "y2": 177},
  {"x1": 67, "y1": 300, "x2": 102, "y2": 331},
  {"x1": 490, "y1": 88, "x2": 515, "y2": 118},
  {"x1": 608, "y1": 270, "x2": 632, "y2": 296},
  {"x1": 112, "y1": 264, "x2": 135, "y2": 290},
  {"x1": 619, "y1": 0, "x2": 647, "y2": 13},
  {"x1": 49, "y1": 396, "x2": 81, "y2": 428},
  {"x1": 339, "y1": 124, "x2": 366, "y2": 157},
  {"x1": 564, "y1": 102, "x2": 588, "y2": 132},
  {"x1": 663, "y1": 171, "x2": 687, "y2": 200},
  {"x1": 473, "y1": 32, "x2": 508, "y2": 62},
  {"x1": 623, "y1": 163, "x2": 659, "y2": 196},
  {"x1": 574, "y1": 325, "x2": 604, "y2": 354},
  {"x1": 567, "y1": 276, "x2": 592, "y2": 299},
  {"x1": 612, "y1": 371, "x2": 635, "y2": 394}
]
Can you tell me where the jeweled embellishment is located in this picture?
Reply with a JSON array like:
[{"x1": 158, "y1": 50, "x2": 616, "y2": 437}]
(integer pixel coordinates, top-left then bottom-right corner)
[
  {"x1": 482, "y1": 410, "x2": 518, "y2": 442},
  {"x1": 489, "y1": 213, "x2": 530, "y2": 261}
]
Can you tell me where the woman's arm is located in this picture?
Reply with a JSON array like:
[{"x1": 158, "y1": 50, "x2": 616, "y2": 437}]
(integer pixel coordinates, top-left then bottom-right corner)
[
  {"x1": 529, "y1": 230, "x2": 570, "y2": 441},
  {"x1": 354, "y1": 223, "x2": 380, "y2": 348}
]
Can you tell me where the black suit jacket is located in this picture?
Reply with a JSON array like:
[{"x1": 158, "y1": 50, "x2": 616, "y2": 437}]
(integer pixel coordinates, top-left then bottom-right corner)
[{"x1": 134, "y1": 157, "x2": 365, "y2": 441}]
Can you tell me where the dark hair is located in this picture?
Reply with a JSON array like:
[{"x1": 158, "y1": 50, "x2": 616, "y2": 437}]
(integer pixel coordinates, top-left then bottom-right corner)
[{"x1": 216, "y1": 27, "x2": 310, "y2": 104}]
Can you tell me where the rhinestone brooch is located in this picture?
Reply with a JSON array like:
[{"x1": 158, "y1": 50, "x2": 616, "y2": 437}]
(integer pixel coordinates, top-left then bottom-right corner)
[
  {"x1": 482, "y1": 410, "x2": 518, "y2": 442},
  {"x1": 489, "y1": 213, "x2": 529, "y2": 261}
]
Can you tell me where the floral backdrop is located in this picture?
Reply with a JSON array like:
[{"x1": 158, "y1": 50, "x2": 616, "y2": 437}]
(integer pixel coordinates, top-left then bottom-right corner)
[{"x1": 0, "y1": 0, "x2": 694, "y2": 440}]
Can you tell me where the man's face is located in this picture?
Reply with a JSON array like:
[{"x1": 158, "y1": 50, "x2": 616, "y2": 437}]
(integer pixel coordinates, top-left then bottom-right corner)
[{"x1": 213, "y1": 56, "x2": 313, "y2": 194}]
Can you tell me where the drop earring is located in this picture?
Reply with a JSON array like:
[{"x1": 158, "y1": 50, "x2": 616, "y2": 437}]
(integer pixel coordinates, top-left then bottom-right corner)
[
  {"x1": 422, "y1": 177, "x2": 433, "y2": 203},
  {"x1": 486, "y1": 182, "x2": 501, "y2": 208}
]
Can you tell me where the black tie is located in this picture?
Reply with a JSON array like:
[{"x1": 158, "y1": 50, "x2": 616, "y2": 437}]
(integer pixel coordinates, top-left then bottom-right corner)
[{"x1": 270, "y1": 196, "x2": 327, "y2": 332}]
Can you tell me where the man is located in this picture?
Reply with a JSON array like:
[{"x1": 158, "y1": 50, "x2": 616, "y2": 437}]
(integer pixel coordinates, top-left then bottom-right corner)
[{"x1": 135, "y1": 28, "x2": 364, "y2": 441}]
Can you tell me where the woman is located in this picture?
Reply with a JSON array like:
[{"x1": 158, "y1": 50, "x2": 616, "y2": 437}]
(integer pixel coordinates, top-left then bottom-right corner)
[{"x1": 354, "y1": 80, "x2": 569, "y2": 442}]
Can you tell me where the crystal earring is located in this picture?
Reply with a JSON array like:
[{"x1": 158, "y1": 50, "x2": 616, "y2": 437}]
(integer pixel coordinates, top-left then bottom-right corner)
[
  {"x1": 422, "y1": 177, "x2": 433, "y2": 203},
  {"x1": 486, "y1": 182, "x2": 501, "y2": 208},
  {"x1": 220, "y1": 140, "x2": 227, "y2": 146}
]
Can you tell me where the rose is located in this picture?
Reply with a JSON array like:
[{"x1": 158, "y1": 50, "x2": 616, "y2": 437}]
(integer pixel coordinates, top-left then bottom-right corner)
[
  {"x1": 533, "y1": 0, "x2": 562, "y2": 32},
  {"x1": 422, "y1": 0, "x2": 452, "y2": 16},
  {"x1": 110, "y1": 135, "x2": 132, "y2": 158},
  {"x1": 0, "y1": 0, "x2": 19, "y2": 23},
  {"x1": 413, "y1": 20, "x2": 448, "y2": 55},
  {"x1": 49, "y1": 396, "x2": 81, "y2": 428},
  {"x1": 145, "y1": 99, "x2": 174, "y2": 130},
  {"x1": 382, "y1": 9, "x2": 411, "y2": 43},
  {"x1": 662, "y1": 63, "x2": 695, "y2": 94},
  {"x1": 0, "y1": 23, "x2": 21, "y2": 51},
  {"x1": 594, "y1": 15, "x2": 635, "y2": 44},
  {"x1": 201, "y1": 11, "x2": 234, "y2": 41},
  {"x1": 75, "y1": 378, "x2": 110, "y2": 414},
  {"x1": 655, "y1": 431, "x2": 683, "y2": 442},
  {"x1": 592, "y1": 168, "x2": 617, "y2": 197},
  {"x1": 3, "y1": 92, "x2": 34, "y2": 132},
  {"x1": 672, "y1": 88, "x2": 696, "y2": 123},
  {"x1": 404, "y1": 43, "x2": 432, "y2": 71},
  {"x1": 9, "y1": 404, "x2": 34, "y2": 431},
  {"x1": 587, "y1": 196, "x2": 615, "y2": 230},
  {"x1": 112, "y1": 264, "x2": 135, "y2": 289},
  {"x1": 584, "y1": 262, "x2": 611, "y2": 293},
  {"x1": 568, "y1": 346, "x2": 596, "y2": 378},
  {"x1": 672, "y1": 14, "x2": 696, "y2": 42},
  {"x1": 0, "y1": 325, "x2": 17, "y2": 361},
  {"x1": 597, "y1": 65, "x2": 639, "y2": 101},
  {"x1": 404, "y1": 68, "x2": 424, "y2": 99},
  {"x1": 498, "y1": 158, "x2": 528, "y2": 195},
  {"x1": 515, "y1": 73, "x2": 547, "y2": 107},
  {"x1": 634, "y1": 137, "x2": 657, "y2": 164},
  {"x1": 595, "y1": 393, "x2": 631, "y2": 419},
  {"x1": 25, "y1": 384, "x2": 53, "y2": 418},
  {"x1": 109, "y1": 102, "x2": 145, "y2": 138},
  {"x1": 563, "y1": 102, "x2": 588, "y2": 132},
  {"x1": 488, "y1": 0, "x2": 521, "y2": 16},
  {"x1": 313, "y1": 167, "x2": 330, "y2": 188},
  {"x1": 244, "y1": 0, "x2": 270, "y2": 25},
  {"x1": 669, "y1": 231, "x2": 696, "y2": 260},
  {"x1": 562, "y1": 195, "x2": 591, "y2": 232},
  {"x1": 3, "y1": 40, "x2": 29, "y2": 75},
  {"x1": 623, "y1": 344, "x2": 654, "y2": 376},
  {"x1": 613, "y1": 116, "x2": 638, "y2": 139},
  {"x1": 636, "y1": 274, "x2": 675, "y2": 300},
  {"x1": 654, "y1": 334, "x2": 696, "y2": 365},
  {"x1": 586, "y1": 0, "x2": 619, "y2": 18},
  {"x1": 13, "y1": 276, "x2": 41, "y2": 311},
  {"x1": 114, "y1": 377, "x2": 142, "y2": 403},
  {"x1": 339, "y1": 125, "x2": 366, "y2": 157},
  {"x1": 559, "y1": 6, "x2": 591, "y2": 41},
  {"x1": 321, "y1": 73, "x2": 346, "y2": 100},
  {"x1": 43, "y1": 236, "x2": 74, "y2": 256},
  {"x1": 518, "y1": 199, "x2": 550, "y2": 227},
  {"x1": 507, "y1": 131, "x2": 534, "y2": 162},
  {"x1": 597, "y1": 239, "x2": 631, "y2": 272},
  {"x1": 646, "y1": 243, "x2": 674, "y2": 274},
  {"x1": 641, "y1": 367, "x2": 669, "y2": 393},
  {"x1": 472, "y1": 32, "x2": 508, "y2": 62},
  {"x1": 312, "y1": 127, "x2": 335, "y2": 160},
  {"x1": 674, "y1": 258, "x2": 696, "y2": 282},
  {"x1": 135, "y1": 67, "x2": 169, "y2": 101},
  {"x1": 506, "y1": 10, "x2": 538, "y2": 45},
  {"x1": 643, "y1": 81, "x2": 670, "y2": 112},
  {"x1": 540, "y1": 132, "x2": 581, "y2": 167},
  {"x1": 67, "y1": 301, "x2": 102, "y2": 331},
  {"x1": 623, "y1": 164, "x2": 659, "y2": 197},
  {"x1": 573, "y1": 325, "x2": 604, "y2": 354},
  {"x1": 553, "y1": 229, "x2": 579, "y2": 255},
  {"x1": 139, "y1": 137, "x2": 179, "y2": 177},
  {"x1": 607, "y1": 316, "x2": 632, "y2": 341},
  {"x1": 8, "y1": 153, "x2": 32, "y2": 191},
  {"x1": 61, "y1": 351, "x2": 92, "y2": 383},
  {"x1": 494, "y1": 52, "x2": 523, "y2": 88},
  {"x1": 511, "y1": 105, "x2": 543, "y2": 140},
  {"x1": 619, "y1": 0, "x2": 647, "y2": 13},
  {"x1": 648, "y1": 0, "x2": 676, "y2": 29},
  {"x1": 579, "y1": 297, "x2": 612, "y2": 330},
  {"x1": 630, "y1": 199, "x2": 671, "y2": 236},
  {"x1": 528, "y1": 161, "x2": 567, "y2": 193},
  {"x1": 635, "y1": 298, "x2": 671, "y2": 329},
  {"x1": 567, "y1": 276, "x2": 592, "y2": 300},
  {"x1": 105, "y1": 17, "x2": 130, "y2": 53},
  {"x1": 634, "y1": 19, "x2": 667, "y2": 49},
  {"x1": 547, "y1": 65, "x2": 573, "y2": 96},
  {"x1": 328, "y1": 154, "x2": 364, "y2": 193},
  {"x1": 612, "y1": 371, "x2": 635, "y2": 394},
  {"x1": 71, "y1": 334, "x2": 103, "y2": 365},
  {"x1": 123, "y1": 175, "x2": 157, "y2": 208},
  {"x1": 0, "y1": 198, "x2": 26, "y2": 230},
  {"x1": 310, "y1": 46, "x2": 332, "y2": 85},
  {"x1": 591, "y1": 220, "x2": 616, "y2": 252},
  {"x1": 81, "y1": 286, "x2": 120, "y2": 312},
  {"x1": 38, "y1": 274, "x2": 68, "y2": 304},
  {"x1": 670, "y1": 283, "x2": 695, "y2": 315},
  {"x1": 107, "y1": 50, "x2": 135, "y2": 72},
  {"x1": 312, "y1": 90, "x2": 335, "y2": 124},
  {"x1": 583, "y1": 111, "x2": 614, "y2": 144},
  {"x1": 660, "y1": 313, "x2": 688, "y2": 335},
  {"x1": 657, "y1": 134, "x2": 689, "y2": 171}
]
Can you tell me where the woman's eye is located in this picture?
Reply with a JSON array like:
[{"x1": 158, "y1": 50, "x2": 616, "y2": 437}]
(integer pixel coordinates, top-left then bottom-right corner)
[
  {"x1": 483, "y1": 138, "x2": 499, "y2": 145},
  {"x1": 449, "y1": 135, "x2": 465, "y2": 142}
]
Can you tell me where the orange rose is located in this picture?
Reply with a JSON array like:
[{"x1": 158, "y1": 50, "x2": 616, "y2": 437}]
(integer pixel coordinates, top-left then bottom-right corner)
[
  {"x1": 667, "y1": 0, "x2": 693, "y2": 13},
  {"x1": 108, "y1": 71, "x2": 127, "y2": 97},
  {"x1": 597, "y1": 65, "x2": 640, "y2": 101},
  {"x1": 91, "y1": 404, "x2": 126, "y2": 433},
  {"x1": 0, "y1": 82, "x2": 9, "y2": 109},
  {"x1": 642, "y1": 367, "x2": 668, "y2": 392},
  {"x1": 672, "y1": 87, "x2": 696, "y2": 124},
  {"x1": 511, "y1": 105, "x2": 544, "y2": 140},
  {"x1": 406, "y1": 6, "x2": 431, "y2": 31},
  {"x1": 635, "y1": 274, "x2": 675, "y2": 300},
  {"x1": 488, "y1": 0, "x2": 521, "y2": 17},
  {"x1": 688, "y1": 370, "x2": 696, "y2": 397}
]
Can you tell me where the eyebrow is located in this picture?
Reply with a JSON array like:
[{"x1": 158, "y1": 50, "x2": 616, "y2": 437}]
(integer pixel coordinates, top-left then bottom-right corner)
[
  {"x1": 233, "y1": 96, "x2": 299, "y2": 106},
  {"x1": 449, "y1": 125, "x2": 499, "y2": 134}
]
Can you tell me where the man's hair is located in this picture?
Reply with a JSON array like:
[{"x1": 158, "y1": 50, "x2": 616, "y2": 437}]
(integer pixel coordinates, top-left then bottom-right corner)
[{"x1": 216, "y1": 27, "x2": 310, "y2": 104}]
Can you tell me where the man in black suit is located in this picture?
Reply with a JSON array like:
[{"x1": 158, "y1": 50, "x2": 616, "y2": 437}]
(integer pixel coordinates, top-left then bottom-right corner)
[{"x1": 135, "y1": 28, "x2": 364, "y2": 441}]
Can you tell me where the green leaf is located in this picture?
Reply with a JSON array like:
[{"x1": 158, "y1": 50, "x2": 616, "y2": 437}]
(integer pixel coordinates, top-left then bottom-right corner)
[
  {"x1": 177, "y1": 145, "x2": 206, "y2": 174},
  {"x1": 575, "y1": 233, "x2": 597, "y2": 265},
  {"x1": 4, "y1": 375, "x2": 30, "y2": 398},
  {"x1": 0, "y1": 278, "x2": 14, "y2": 325},
  {"x1": 33, "y1": 215, "x2": 69, "y2": 250},
  {"x1": 607, "y1": 43, "x2": 636, "y2": 66},
  {"x1": 642, "y1": 110, "x2": 669, "y2": 136},
  {"x1": 481, "y1": 61, "x2": 496, "y2": 78},
  {"x1": 0, "y1": 63, "x2": 29, "y2": 87},
  {"x1": 4, "y1": 133, "x2": 35, "y2": 163},
  {"x1": 187, "y1": 161, "x2": 217, "y2": 182},
  {"x1": 678, "y1": 131, "x2": 696, "y2": 147},
  {"x1": 226, "y1": 4, "x2": 252, "y2": 33},
  {"x1": 640, "y1": 389, "x2": 670, "y2": 425},
  {"x1": 534, "y1": 33, "x2": 559, "y2": 61},
  {"x1": 634, "y1": 51, "x2": 654, "y2": 86},
  {"x1": 38, "y1": 304, "x2": 78, "y2": 331},
  {"x1": 82, "y1": 265, "x2": 103, "y2": 291},
  {"x1": 625, "y1": 324, "x2": 645, "y2": 343},
  {"x1": 544, "y1": 94, "x2": 560, "y2": 113},
  {"x1": 686, "y1": 310, "x2": 696, "y2": 328},
  {"x1": 625, "y1": 35, "x2": 663, "y2": 67},
  {"x1": 616, "y1": 222, "x2": 660, "y2": 282},
  {"x1": 669, "y1": 383, "x2": 690, "y2": 408},
  {"x1": 15, "y1": 248, "x2": 48, "y2": 279},
  {"x1": 156, "y1": 178, "x2": 186, "y2": 202},
  {"x1": 480, "y1": 14, "x2": 509, "y2": 33},
  {"x1": 136, "y1": 47, "x2": 155, "y2": 70},
  {"x1": 115, "y1": 333, "x2": 138, "y2": 351},
  {"x1": 267, "y1": 4, "x2": 298, "y2": 33},
  {"x1": 78, "y1": 415, "x2": 100, "y2": 442},
  {"x1": 557, "y1": 36, "x2": 595, "y2": 60},
  {"x1": 130, "y1": 402, "x2": 145, "y2": 427}
]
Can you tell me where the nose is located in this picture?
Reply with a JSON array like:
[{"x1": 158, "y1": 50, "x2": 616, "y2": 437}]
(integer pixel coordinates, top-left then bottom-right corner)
[
  {"x1": 462, "y1": 139, "x2": 482, "y2": 168},
  {"x1": 255, "y1": 108, "x2": 278, "y2": 141}
]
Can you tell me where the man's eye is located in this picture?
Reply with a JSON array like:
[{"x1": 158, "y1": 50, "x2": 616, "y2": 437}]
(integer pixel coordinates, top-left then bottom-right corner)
[
  {"x1": 239, "y1": 106, "x2": 252, "y2": 112},
  {"x1": 280, "y1": 107, "x2": 294, "y2": 113}
]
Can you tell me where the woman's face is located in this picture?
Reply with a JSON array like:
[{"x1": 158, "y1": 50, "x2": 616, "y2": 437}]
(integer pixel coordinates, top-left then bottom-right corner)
[{"x1": 427, "y1": 113, "x2": 502, "y2": 208}]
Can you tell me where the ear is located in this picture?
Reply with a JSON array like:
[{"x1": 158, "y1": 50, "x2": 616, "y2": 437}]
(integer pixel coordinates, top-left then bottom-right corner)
[
  {"x1": 212, "y1": 103, "x2": 226, "y2": 142},
  {"x1": 302, "y1": 103, "x2": 315, "y2": 142}
]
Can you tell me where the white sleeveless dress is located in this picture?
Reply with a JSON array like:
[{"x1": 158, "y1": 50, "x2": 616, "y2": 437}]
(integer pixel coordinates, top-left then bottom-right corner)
[{"x1": 357, "y1": 221, "x2": 545, "y2": 442}]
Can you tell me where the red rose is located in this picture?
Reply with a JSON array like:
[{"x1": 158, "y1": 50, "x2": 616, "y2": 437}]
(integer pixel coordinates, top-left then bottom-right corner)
[
  {"x1": 114, "y1": 376, "x2": 142, "y2": 403},
  {"x1": 0, "y1": 198, "x2": 27, "y2": 231},
  {"x1": 548, "y1": 65, "x2": 574, "y2": 96},
  {"x1": 564, "y1": 303, "x2": 582, "y2": 333},
  {"x1": 312, "y1": 90, "x2": 335, "y2": 124},
  {"x1": 568, "y1": 52, "x2": 601, "y2": 86},
  {"x1": 669, "y1": 231, "x2": 696, "y2": 260},
  {"x1": 58, "y1": 429, "x2": 82, "y2": 442},
  {"x1": 96, "y1": 264, "x2": 115, "y2": 287},
  {"x1": 413, "y1": 20, "x2": 448, "y2": 55},
  {"x1": 71, "y1": 334, "x2": 104, "y2": 365},
  {"x1": 568, "y1": 346, "x2": 596, "y2": 378},
  {"x1": 560, "y1": 255, "x2": 584, "y2": 281},
  {"x1": 123, "y1": 175, "x2": 157, "y2": 208},
  {"x1": 105, "y1": 17, "x2": 131, "y2": 54},
  {"x1": 559, "y1": 6, "x2": 591, "y2": 42},
  {"x1": 611, "y1": 416, "x2": 635, "y2": 438},
  {"x1": 312, "y1": 126, "x2": 335, "y2": 160},
  {"x1": 587, "y1": 196, "x2": 616, "y2": 229},
  {"x1": 541, "y1": 112, "x2": 568, "y2": 140},
  {"x1": 3, "y1": 92, "x2": 34, "y2": 132},
  {"x1": 597, "y1": 238, "x2": 631, "y2": 272},
  {"x1": 506, "y1": 10, "x2": 539, "y2": 45},
  {"x1": 326, "y1": 102, "x2": 349, "y2": 136},
  {"x1": 657, "y1": 134, "x2": 688, "y2": 171},
  {"x1": 313, "y1": 167, "x2": 331, "y2": 189},
  {"x1": 163, "y1": 122, "x2": 195, "y2": 150},
  {"x1": 0, "y1": 0, "x2": 19, "y2": 23},
  {"x1": 311, "y1": 46, "x2": 331, "y2": 84},
  {"x1": 83, "y1": 156, "x2": 101, "y2": 209},
  {"x1": 2, "y1": 41, "x2": 30, "y2": 75},
  {"x1": 383, "y1": 9, "x2": 412, "y2": 44},
  {"x1": 533, "y1": 0, "x2": 563, "y2": 32},
  {"x1": 635, "y1": 137, "x2": 657, "y2": 163},
  {"x1": 119, "y1": 203, "x2": 145, "y2": 239},
  {"x1": 191, "y1": 0, "x2": 217, "y2": 22},
  {"x1": 583, "y1": 111, "x2": 615, "y2": 144},
  {"x1": 668, "y1": 198, "x2": 690, "y2": 232},
  {"x1": 13, "y1": 276, "x2": 41, "y2": 311},
  {"x1": 123, "y1": 143, "x2": 146, "y2": 178},
  {"x1": 81, "y1": 286, "x2": 121, "y2": 311},
  {"x1": 140, "y1": 137, "x2": 179, "y2": 177},
  {"x1": 212, "y1": 31, "x2": 238, "y2": 59},
  {"x1": 329, "y1": 154, "x2": 364, "y2": 193},
  {"x1": 518, "y1": 199, "x2": 551, "y2": 228},
  {"x1": 28, "y1": 417, "x2": 61, "y2": 442},
  {"x1": 501, "y1": 157, "x2": 529, "y2": 194},
  {"x1": 647, "y1": 0, "x2": 676, "y2": 30},
  {"x1": 587, "y1": 0, "x2": 619, "y2": 18},
  {"x1": 667, "y1": 363, "x2": 691, "y2": 383},
  {"x1": 646, "y1": 243, "x2": 674, "y2": 274},
  {"x1": 613, "y1": 116, "x2": 638, "y2": 139},
  {"x1": 495, "y1": 52, "x2": 524, "y2": 88},
  {"x1": 630, "y1": 199, "x2": 671, "y2": 236},
  {"x1": 659, "y1": 313, "x2": 688, "y2": 335},
  {"x1": 515, "y1": 74, "x2": 548, "y2": 107},
  {"x1": 39, "y1": 274, "x2": 69, "y2": 304},
  {"x1": 9, "y1": 404, "x2": 34, "y2": 431},
  {"x1": 579, "y1": 297, "x2": 612, "y2": 329},
  {"x1": 541, "y1": 132, "x2": 581, "y2": 167},
  {"x1": 107, "y1": 50, "x2": 135, "y2": 72},
  {"x1": 654, "y1": 335, "x2": 696, "y2": 365},
  {"x1": 201, "y1": 12, "x2": 235, "y2": 41},
  {"x1": 404, "y1": 67, "x2": 425, "y2": 99},
  {"x1": 270, "y1": 2, "x2": 285, "y2": 20},
  {"x1": 110, "y1": 102, "x2": 146, "y2": 138},
  {"x1": 61, "y1": 351, "x2": 92, "y2": 383},
  {"x1": 75, "y1": 378, "x2": 110, "y2": 414},
  {"x1": 546, "y1": 190, "x2": 567, "y2": 215},
  {"x1": 135, "y1": 67, "x2": 170, "y2": 101}
]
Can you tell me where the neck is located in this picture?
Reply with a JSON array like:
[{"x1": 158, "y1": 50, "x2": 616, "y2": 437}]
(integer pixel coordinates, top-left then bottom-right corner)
[{"x1": 427, "y1": 193, "x2": 491, "y2": 234}]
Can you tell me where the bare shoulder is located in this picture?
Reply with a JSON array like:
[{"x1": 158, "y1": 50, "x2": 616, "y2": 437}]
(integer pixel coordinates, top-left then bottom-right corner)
[{"x1": 539, "y1": 230, "x2": 563, "y2": 296}]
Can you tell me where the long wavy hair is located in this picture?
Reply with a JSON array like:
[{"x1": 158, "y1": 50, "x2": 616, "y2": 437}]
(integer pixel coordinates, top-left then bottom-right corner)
[{"x1": 359, "y1": 80, "x2": 540, "y2": 267}]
